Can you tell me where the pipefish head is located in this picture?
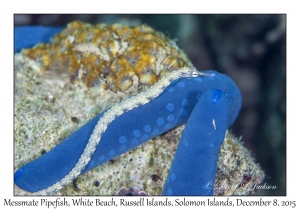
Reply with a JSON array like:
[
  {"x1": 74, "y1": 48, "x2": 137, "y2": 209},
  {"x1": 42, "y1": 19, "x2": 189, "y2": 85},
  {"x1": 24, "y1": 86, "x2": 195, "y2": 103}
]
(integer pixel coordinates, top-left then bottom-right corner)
[{"x1": 175, "y1": 67, "x2": 201, "y2": 79}]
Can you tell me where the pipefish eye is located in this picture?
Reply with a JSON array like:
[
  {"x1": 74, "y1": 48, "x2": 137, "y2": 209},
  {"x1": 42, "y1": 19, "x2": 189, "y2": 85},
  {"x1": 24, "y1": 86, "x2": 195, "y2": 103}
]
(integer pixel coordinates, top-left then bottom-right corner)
[{"x1": 191, "y1": 70, "x2": 201, "y2": 77}]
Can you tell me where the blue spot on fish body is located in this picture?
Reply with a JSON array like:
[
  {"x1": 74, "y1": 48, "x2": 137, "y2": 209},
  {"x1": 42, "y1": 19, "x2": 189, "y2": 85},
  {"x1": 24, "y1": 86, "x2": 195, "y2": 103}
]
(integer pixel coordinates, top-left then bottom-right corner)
[
  {"x1": 119, "y1": 145, "x2": 126, "y2": 151},
  {"x1": 171, "y1": 173, "x2": 176, "y2": 181},
  {"x1": 167, "y1": 188, "x2": 173, "y2": 195},
  {"x1": 109, "y1": 150, "x2": 116, "y2": 157},
  {"x1": 181, "y1": 98, "x2": 189, "y2": 106},
  {"x1": 152, "y1": 128, "x2": 159, "y2": 136},
  {"x1": 195, "y1": 77, "x2": 202, "y2": 83},
  {"x1": 133, "y1": 130, "x2": 141, "y2": 137},
  {"x1": 142, "y1": 134, "x2": 149, "y2": 141},
  {"x1": 99, "y1": 155, "x2": 105, "y2": 162},
  {"x1": 157, "y1": 117, "x2": 164, "y2": 126},
  {"x1": 118, "y1": 136, "x2": 127, "y2": 144},
  {"x1": 179, "y1": 109, "x2": 187, "y2": 116},
  {"x1": 166, "y1": 103, "x2": 174, "y2": 112},
  {"x1": 167, "y1": 114, "x2": 174, "y2": 122},
  {"x1": 177, "y1": 81, "x2": 186, "y2": 88},
  {"x1": 167, "y1": 87, "x2": 174, "y2": 92},
  {"x1": 183, "y1": 139, "x2": 189, "y2": 147},
  {"x1": 164, "y1": 123, "x2": 171, "y2": 130},
  {"x1": 131, "y1": 139, "x2": 138, "y2": 146},
  {"x1": 144, "y1": 125, "x2": 151, "y2": 133}
]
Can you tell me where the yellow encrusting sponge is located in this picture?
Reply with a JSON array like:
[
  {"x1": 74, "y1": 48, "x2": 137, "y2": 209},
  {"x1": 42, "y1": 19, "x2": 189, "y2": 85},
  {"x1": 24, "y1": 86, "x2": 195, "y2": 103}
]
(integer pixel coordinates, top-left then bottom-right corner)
[{"x1": 22, "y1": 21, "x2": 193, "y2": 92}]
